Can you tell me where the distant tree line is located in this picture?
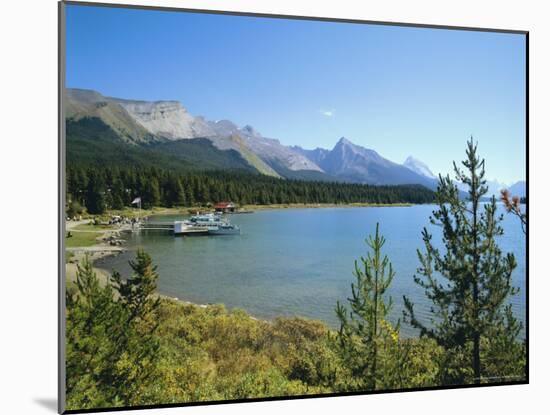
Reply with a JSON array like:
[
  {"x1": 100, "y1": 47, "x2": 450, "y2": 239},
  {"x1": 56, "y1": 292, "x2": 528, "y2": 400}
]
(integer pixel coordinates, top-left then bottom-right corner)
[{"x1": 66, "y1": 166, "x2": 436, "y2": 215}]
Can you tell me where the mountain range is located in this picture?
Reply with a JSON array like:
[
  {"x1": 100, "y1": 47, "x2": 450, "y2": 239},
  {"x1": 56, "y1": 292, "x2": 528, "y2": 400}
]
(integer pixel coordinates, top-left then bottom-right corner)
[{"x1": 65, "y1": 88, "x2": 525, "y2": 196}]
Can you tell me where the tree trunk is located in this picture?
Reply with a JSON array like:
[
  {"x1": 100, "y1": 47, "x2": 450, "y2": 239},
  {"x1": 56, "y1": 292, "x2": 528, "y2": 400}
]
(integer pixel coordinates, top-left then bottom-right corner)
[{"x1": 471, "y1": 163, "x2": 481, "y2": 384}]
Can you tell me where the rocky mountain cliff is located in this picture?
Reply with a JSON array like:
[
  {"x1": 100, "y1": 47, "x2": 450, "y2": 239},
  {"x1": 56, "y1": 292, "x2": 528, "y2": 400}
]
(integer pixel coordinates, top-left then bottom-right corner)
[
  {"x1": 324, "y1": 138, "x2": 437, "y2": 186},
  {"x1": 236, "y1": 126, "x2": 323, "y2": 173},
  {"x1": 66, "y1": 88, "x2": 521, "y2": 190},
  {"x1": 294, "y1": 138, "x2": 437, "y2": 187},
  {"x1": 291, "y1": 146, "x2": 331, "y2": 167},
  {"x1": 111, "y1": 98, "x2": 216, "y2": 140},
  {"x1": 65, "y1": 89, "x2": 157, "y2": 144},
  {"x1": 65, "y1": 88, "x2": 319, "y2": 178}
]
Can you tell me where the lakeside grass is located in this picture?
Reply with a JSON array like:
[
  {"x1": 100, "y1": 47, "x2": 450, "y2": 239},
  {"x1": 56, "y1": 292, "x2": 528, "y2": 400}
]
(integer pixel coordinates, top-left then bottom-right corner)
[
  {"x1": 65, "y1": 230, "x2": 101, "y2": 247},
  {"x1": 65, "y1": 223, "x2": 117, "y2": 248}
]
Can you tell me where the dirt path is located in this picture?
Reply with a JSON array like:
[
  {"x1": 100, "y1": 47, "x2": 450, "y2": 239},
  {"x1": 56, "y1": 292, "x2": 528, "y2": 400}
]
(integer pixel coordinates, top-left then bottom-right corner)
[{"x1": 66, "y1": 219, "x2": 90, "y2": 230}]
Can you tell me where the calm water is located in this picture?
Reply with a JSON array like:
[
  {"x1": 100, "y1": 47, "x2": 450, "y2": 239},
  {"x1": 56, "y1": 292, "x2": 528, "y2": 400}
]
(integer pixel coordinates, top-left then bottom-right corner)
[{"x1": 96, "y1": 205, "x2": 526, "y2": 337}]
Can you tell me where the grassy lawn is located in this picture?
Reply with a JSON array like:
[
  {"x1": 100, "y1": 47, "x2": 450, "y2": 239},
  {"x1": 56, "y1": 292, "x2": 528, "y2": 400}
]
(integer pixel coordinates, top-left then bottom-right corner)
[
  {"x1": 65, "y1": 231, "x2": 101, "y2": 247},
  {"x1": 65, "y1": 223, "x2": 112, "y2": 248}
]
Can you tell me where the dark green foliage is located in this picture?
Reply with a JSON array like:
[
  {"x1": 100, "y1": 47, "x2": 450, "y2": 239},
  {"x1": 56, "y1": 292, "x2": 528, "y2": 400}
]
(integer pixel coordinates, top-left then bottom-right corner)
[
  {"x1": 147, "y1": 138, "x2": 257, "y2": 172},
  {"x1": 403, "y1": 138, "x2": 525, "y2": 385},
  {"x1": 66, "y1": 117, "x2": 256, "y2": 172},
  {"x1": 66, "y1": 252, "x2": 161, "y2": 408},
  {"x1": 335, "y1": 223, "x2": 403, "y2": 390},
  {"x1": 111, "y1": 250, "x2": 161, "y2": 324},
  {"x1": 161, "y1": 175, "x2": 186, "y2": 207},
  {"x1": 66, "y1": 258, "x2": 125, "y2": 407},
  {"x1": 85, "y1": 170, "x2": 107, "y2": 214},
  {"x1": 142, "y1": 177, "x2": 161, "y2": 209},
  {"x1": 66, "y1": 165, "x2": 435, "y2": 211},
  {"x1": 66, "y1": 198, "x2": 85, "y2": 218}
]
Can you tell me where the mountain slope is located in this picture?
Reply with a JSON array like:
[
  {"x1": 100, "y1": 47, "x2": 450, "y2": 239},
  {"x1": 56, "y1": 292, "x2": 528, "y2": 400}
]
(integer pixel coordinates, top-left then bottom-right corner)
[
  {"x1": 66, "y1": 117, "x2": 257, "y2": 173},
  {"x1": 291, "y1": 146, "x2": 331, "y2": 167},
  {"x1": 235, "y1": 125, "x2": 324, "y2": 176},
  {"x1": 68, "y1": 88, "x2": 515, "y2": 191},
  {"x1": 108, "y1": 91, "x2": 323, "y2": 175},
  {"x1": 315, "y1": 138, "x2": 437, "y2": 187},
  {"x1": 403, "y1": 156, "x2": 436, "y2": 179},
  {"x1": 65, "y1": 88, "x2": 157, "y2": 144},
  {"x1": 110, "y1": 97, "x2": 216, "y2": 140},
  {"x1": 67, "y1": 88, "x2": 310, "y2": 177},
  {"x1": 204, "y1": 133, "x2": 281, "y2": 177}
]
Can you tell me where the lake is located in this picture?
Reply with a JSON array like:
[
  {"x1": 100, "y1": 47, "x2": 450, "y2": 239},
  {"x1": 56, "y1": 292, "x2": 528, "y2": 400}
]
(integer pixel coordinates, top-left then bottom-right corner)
[{"x1": 95, "y1": 205, "x2": 527, "y2": 337}]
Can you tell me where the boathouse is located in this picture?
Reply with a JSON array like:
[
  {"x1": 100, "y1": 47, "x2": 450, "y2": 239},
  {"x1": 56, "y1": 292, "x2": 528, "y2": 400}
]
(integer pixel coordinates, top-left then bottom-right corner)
[{"x1": 214, "y1": 201, "x2": 237, "y2": 213}]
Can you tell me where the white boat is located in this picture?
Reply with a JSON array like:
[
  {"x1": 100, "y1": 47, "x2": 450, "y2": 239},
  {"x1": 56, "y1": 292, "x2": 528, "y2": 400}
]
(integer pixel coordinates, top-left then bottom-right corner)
[
  {"x1": 207, "y1": 223, "x2": 241, "y2": 235},
  {"x1": 173, "y1": 213, "x2": 240, "y2": 236}
]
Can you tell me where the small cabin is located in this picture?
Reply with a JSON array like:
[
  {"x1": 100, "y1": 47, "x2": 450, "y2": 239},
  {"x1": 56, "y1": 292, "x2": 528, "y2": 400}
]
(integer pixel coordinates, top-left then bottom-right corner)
[{"x1": 214, "y1": 201, "x2": 237, "y2": 213}]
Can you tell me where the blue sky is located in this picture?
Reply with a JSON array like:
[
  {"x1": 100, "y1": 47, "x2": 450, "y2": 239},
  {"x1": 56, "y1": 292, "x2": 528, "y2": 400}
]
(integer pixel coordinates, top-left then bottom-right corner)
[{"x1": 66, "y1": 4, "x2": 526, "y2": 183}]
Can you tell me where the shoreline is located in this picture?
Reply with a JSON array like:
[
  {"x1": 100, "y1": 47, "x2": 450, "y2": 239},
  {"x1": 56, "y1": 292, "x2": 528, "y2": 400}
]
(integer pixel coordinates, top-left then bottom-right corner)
[
  {"x1": 84, "y1": 254, "x2": 266, "y2": 323},
  {"x1": 65, "y1": 220, "x2": 130, "y2": 284},
  {"x1": 64, "y1": 216, "x2": 523, "y2": 340},
  {"x1": 64, "y1": 202, "x2": 416, "y2": 324},
  {"x1": 238, "y1": 202, "x2": 414, "y2": 211},
  {"x1": 72, "y1": 202, "x2": 418, "y2": 221},
  {"x1": 64, "y1": 221, "x2": 221, "y2": 316}
]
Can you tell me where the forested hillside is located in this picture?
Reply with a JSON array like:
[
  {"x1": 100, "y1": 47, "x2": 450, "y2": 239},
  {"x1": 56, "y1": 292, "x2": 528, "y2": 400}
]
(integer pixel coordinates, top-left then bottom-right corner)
[
  {"x1": 66, "y1": 165, "x2": 436, "y2": 213},
  {"x1": 66, "y1": 117, "x2": 436, "y2": 214},
  {"x1": 66, "y1": 117, "x2": 256, "y2": 172}
]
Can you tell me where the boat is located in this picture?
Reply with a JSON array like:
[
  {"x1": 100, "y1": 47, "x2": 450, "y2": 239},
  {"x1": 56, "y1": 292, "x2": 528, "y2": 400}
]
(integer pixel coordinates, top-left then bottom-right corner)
[
  {"x1": 173, "y1": 213, "x2": 240, "y2": 236},
  {"x1": 207, "y1": 223, "x2": 241, "y2": 235}
]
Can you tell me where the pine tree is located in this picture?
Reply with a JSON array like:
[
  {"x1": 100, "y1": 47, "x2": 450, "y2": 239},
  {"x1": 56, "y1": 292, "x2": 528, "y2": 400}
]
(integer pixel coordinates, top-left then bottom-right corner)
[
  {"x1": 110, "y1": 175, "x2": 125, "y2": 210},
  {"x1": 111, "y1": 249, "x2": 160, "y2": 324},
  {"x1": 403, "y1": 138, "x2": 521, "y2": 385},
  {"x1": 66, "y1": 252, "x2": 162, "y2": 408},
  {"x1": 335, "y1": 223, "x2": 400, "y2": 390},
  {"x1": 85, "y1": 170, "x2": 107, "y2": 214},
  {"x1": 140, "y1": 177, "x2": 161, "y2": 209},
  {"x1": 174, "y1": 178, "x2": 186, "y2": 206},
  {"x1": 149, "y1": 177, "x2": 161, "y2": 208},
  {"x1": 105, "y1": 250, "x2": 161, "y2": 404},
  {"x1": 65, "y1": 256, "x2": 125, "y2": 407},
  {"x1": 184, "y1": 180, "x2": 195, "y2": 206}
]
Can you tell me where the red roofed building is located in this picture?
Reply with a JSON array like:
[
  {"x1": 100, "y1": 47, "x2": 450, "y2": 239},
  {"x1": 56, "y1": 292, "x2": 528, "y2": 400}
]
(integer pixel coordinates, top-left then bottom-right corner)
[{"x1": 214, "y1": 201, "x2": 237, "y2": 213}]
